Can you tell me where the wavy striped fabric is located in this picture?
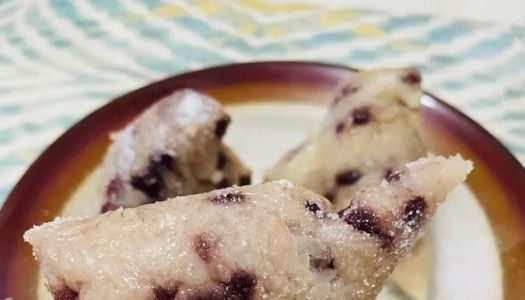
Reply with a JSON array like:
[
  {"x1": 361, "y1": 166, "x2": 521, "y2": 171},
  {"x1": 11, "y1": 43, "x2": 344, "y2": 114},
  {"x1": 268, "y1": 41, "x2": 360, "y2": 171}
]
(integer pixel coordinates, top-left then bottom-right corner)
[{"x1": 0, "y1": 0, "x2": 524, "y2": 204}]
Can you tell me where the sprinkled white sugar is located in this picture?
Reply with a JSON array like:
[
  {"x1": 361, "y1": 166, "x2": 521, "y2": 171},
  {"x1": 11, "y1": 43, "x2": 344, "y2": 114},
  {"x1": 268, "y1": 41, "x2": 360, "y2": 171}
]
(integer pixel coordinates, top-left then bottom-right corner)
[
  {"x1": 111, "y1": 125, "x2": 137, "y2": 176},
  {"x1": 275, "y1": 179, "x2": 294, "y2": 188},
  {"x1": 173, "y1": 90, "x2": 210, "y2": 124},
  {"x1": 406, "y1": 154, "x2": 441, "y2": 168},
  {"x1": 327, "y1": 213, "x2": 339, "y2": 220}
]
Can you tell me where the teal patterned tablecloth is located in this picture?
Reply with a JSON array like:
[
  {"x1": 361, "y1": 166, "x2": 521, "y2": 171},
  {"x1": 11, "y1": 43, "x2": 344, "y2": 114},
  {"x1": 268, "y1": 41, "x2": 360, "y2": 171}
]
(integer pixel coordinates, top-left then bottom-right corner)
[{"x1": 0, "y1": 0, "x2": 524, "y2": 204}]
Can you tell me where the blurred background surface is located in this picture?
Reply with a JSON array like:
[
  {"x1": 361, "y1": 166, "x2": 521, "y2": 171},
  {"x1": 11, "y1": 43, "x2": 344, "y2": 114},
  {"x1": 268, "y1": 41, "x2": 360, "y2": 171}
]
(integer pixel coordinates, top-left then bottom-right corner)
[{"x1": 328, "y1": 0, "x2": 525, "y2": 23}]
